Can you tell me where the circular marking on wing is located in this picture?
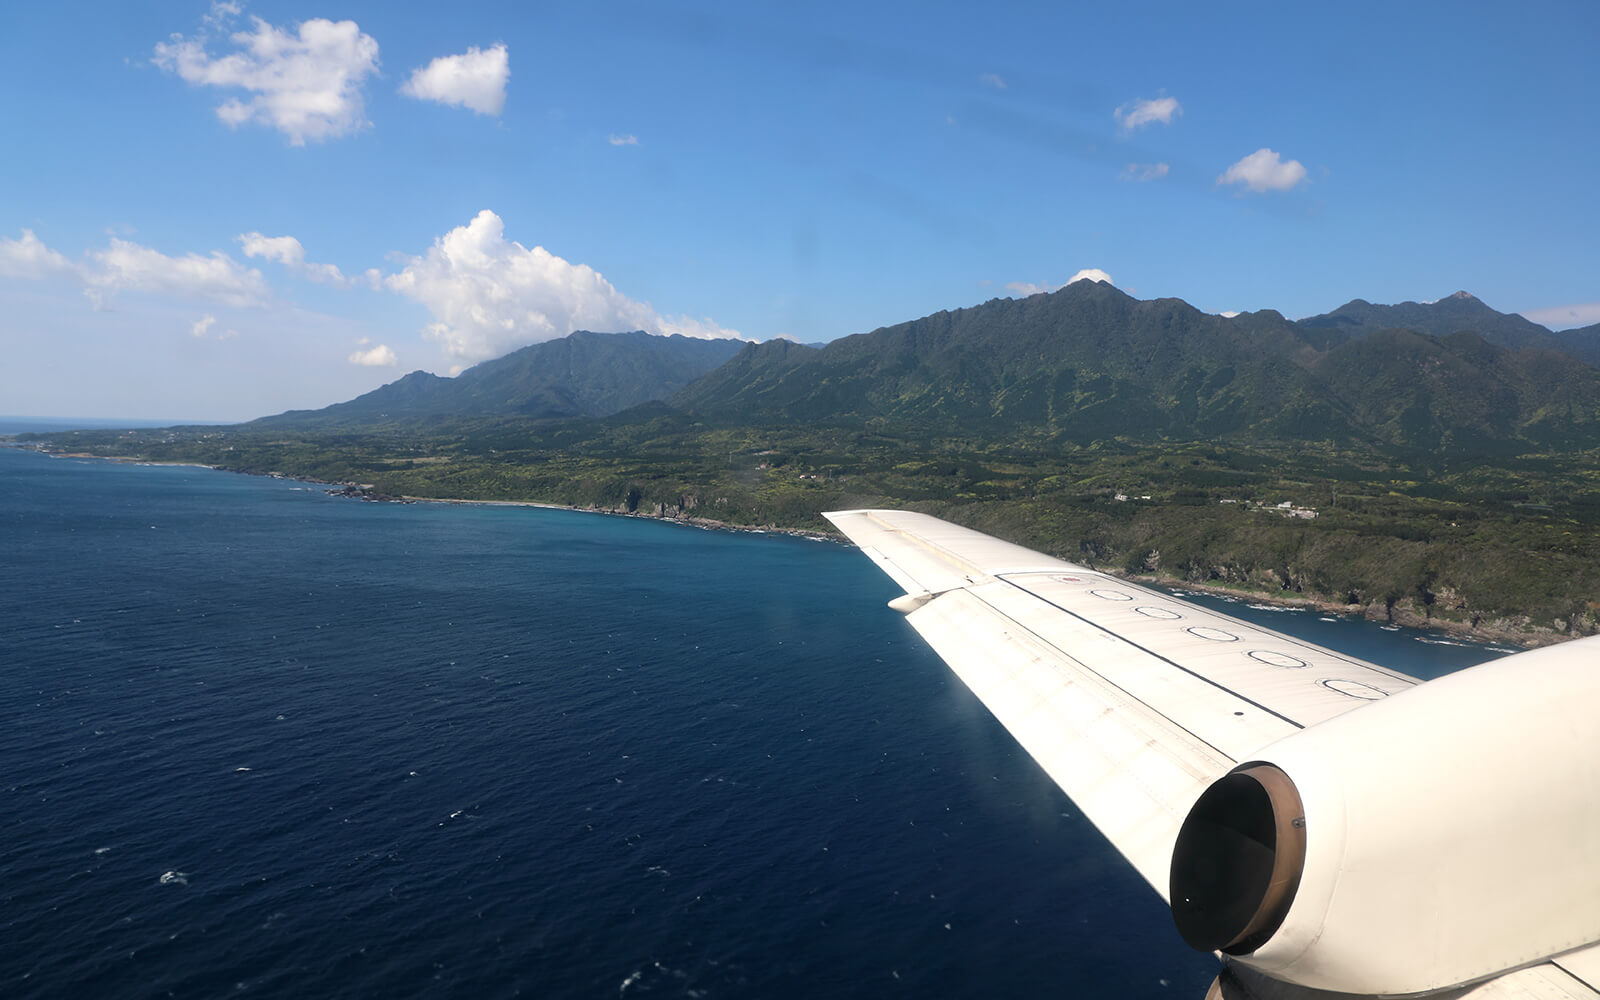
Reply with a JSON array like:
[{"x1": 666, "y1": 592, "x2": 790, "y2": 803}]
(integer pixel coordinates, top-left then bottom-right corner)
[
  {"x1": 1089, "y1": 589, "x2": 1134, "y2": 601},
  {"x1": 1187, "y1": 626, "x2": 1239, "y2": 642},
  {"x1": 1135, "y1": 606, "x2": 1182, "y2": 620},
  {"x1": 1322, "y1": 678, "x2": 1388, "y2": 700},
  {"x1": 1248, "y1": 650, "x2": 1307, "y2": 668}
]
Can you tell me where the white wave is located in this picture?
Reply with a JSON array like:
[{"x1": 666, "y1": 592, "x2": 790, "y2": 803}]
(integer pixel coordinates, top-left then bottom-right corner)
[{"x1": 159, "y1": 870, "x2": 188, "y2": 885}]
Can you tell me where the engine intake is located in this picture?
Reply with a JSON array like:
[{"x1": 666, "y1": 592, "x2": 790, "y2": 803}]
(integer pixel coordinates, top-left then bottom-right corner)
[{"x1": 1170, "y1": 763, "x2": 1306, "y2": 955}]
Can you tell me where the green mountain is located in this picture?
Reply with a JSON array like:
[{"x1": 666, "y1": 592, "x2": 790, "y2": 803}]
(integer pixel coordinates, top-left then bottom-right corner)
[
  {"x1": 254, "y1": 330, "x2": 745, "y2": 428},
  {"x1": 1551, "y1": 323, "x2": 1600, "y2": 366},
  {"x1": 234, "y1": 284, "x2": 1600, "y2": 459},
  {"x1": 1296, "y1": 291, "x2": 1568, "y2": 354},
  {"x1": 1308, "y1": 329, "x2": 1600, "y2": 453},
  {"x1": 668, "y1": 281, "x2": 1600, "y2": 455},
  {"x1": 673, "y1": 280, "x2": 1327, "y2": 439}
]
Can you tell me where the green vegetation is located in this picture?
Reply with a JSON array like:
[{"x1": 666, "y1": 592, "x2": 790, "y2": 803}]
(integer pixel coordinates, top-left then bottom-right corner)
[{"x1": 22, "y1": 416, "x2": 1600, "y2": 644}]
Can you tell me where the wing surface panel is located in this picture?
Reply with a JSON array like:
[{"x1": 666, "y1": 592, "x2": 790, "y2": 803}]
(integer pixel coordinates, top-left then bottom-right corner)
[
  {"x1": 1456, "y1": 964, "x2": 1600, "y2": 999},
  {"x1": 1554, "y1": 943, "x2": 1600, "y2": 993},
  {"x1": 969, "y1": 579, "x2": 1300, "y2": 761},
  {"x1": 826, "y1": 509, "x2": 1077, "y2": 597},
  {"x1": 903, "y1": 587, "x2": 1230, "y2": 897},
  {"x1": 1000, "y1": 572, "x2": 1421, "y2": 729}
]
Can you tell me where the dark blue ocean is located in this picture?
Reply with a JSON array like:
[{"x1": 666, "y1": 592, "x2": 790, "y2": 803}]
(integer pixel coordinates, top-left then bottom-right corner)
[{"x1": 0, "y1": 445, "x2": 1510, "y2": 998}]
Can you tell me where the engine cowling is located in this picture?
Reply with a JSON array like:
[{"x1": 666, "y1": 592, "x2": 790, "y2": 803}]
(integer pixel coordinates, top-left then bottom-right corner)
[{"x1": 1169, "y1": 635, "x2": 1600, "y2": 996}]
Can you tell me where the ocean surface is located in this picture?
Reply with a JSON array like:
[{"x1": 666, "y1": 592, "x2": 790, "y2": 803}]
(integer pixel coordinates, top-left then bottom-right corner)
[{"x1": 0, "y1": 445, "x2": 1512, "y2": 999}]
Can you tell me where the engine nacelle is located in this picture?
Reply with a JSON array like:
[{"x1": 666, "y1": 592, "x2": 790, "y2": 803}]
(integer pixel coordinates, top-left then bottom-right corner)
[{"x1": 1169, "y1": 635, "x2": 1600, "y2": 996}]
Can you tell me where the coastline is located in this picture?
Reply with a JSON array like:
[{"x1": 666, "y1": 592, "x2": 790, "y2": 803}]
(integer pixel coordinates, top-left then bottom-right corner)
[
  {"x1": 9, "y1": 445, "x2": 1568, "y2": 646},
  {"x1": 409, "y1": 494, "x2": 843, "y2": 542},
  {"x1": 1119, "y1": 572, "x2": 1549, "y2": 649}
]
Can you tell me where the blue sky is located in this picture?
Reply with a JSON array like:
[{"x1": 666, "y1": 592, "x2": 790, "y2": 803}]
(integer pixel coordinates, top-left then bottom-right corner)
[{"x1": 2, "y1": 1, "x2": 1596, "y2": 421}]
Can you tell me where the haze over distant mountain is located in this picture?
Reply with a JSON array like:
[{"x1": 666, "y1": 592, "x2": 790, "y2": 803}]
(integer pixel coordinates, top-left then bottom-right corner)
[
  {"x1": 1297, "y1": 291, "x2": 1571, "y2": 354},
  {"x1": 1550, "y1": 323, "x2": 1600, "y2": 367},
  {"x1": 253, "y1": 331, "x2": 746, "y2": 428}
]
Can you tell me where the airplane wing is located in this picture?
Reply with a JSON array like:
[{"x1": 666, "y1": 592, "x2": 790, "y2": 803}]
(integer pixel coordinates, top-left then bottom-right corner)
[{"x1": 824, "y1": 508, "x2": 1600, "y2": 1000}]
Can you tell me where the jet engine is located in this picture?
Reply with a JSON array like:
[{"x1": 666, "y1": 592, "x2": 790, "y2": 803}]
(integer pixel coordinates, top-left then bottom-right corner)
[{"x1": 1168, "y1": 635, "x2": 1600, "y2": 996}]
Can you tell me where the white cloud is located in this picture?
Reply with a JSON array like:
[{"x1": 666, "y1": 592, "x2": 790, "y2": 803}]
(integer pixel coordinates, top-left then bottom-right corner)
[
  {"x1": 400, "y1": 43, "x2": 509, "y2": 116},
  {"x1": 1121, "y1": 162, "x2": 1170, "y2": 182},
  {"x1": 1521, "y1": 302, "x2": 1600, "y2": 330},
  {"x1": 0, "y1": 229, "x2": 76, "y2": 279},
  {"x1": 608, "y1": 133, "x2": 639, "y2": 146},
  {"x1": 1005, "y1": 268, "x2": 1114, "y2": 297},
  {"x1": 383, "y1": 209, "x2": 743, "y2": 366},
  {"x1": 1218, "y1": 310, "x2": 1241, "y2": 318},
  {"x1": 978, "y1": 73, "x2": 1007, "y2": 90},
  {"x1": 238, "y1": 232, "x2": 349, "y2": 285},
  {"x1": 153, "y1": 14, "x2": 380, "y2": 145},
  {"x1": 1068, "y1": 268, "x2": 1113, "y2": 285},
  {"x1": 2, "y1": 228, "x2": 270, "y2": 309},
  {"x1": 1115, "y1": 95, "x2": 1181, "y2": 130},
  {"x1": 190, "y1": 313, "x2": 241, "y2": 339},
  {"x1": 348, "y1": 341, "x2": 397, "y2": 366},
  {"x1": 1217, "y1": 148, "x2": 1308, "y2": 192},
  {"x1": 202, "y1": 1, "x2": 241, "y2": 29},
  {"x1": 86, "y1": 237, "x2": 269, "y2": 308}
]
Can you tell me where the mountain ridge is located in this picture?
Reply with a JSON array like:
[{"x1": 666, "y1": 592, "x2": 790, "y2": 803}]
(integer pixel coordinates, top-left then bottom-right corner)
[
  {"x1": 252, "y1": 330, "x2": 746, "y2": 429},
  {"x1": 250, "y1": 285, "x2": 1600, "y2": 458}
]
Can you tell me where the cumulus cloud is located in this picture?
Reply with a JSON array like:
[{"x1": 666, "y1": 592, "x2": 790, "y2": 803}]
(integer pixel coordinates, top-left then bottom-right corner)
[
  {"x1": 1217, "y1": 148, "x2": 1308, "y2": 192},
  {"x1": 1005, "y1": 268, "x2": 1114, "y2": 297},
  {"x1": 1068, "y1": 268, "x2": 1113, "y2": 285},
  {"x1": 383, "y1": 209, "x2": 742, "y2": 367},
  {"x1": 238, "y1": 231, "x2": 349, "y2": 285},
  {"x1": 2, "y1": 228, "x2": 269, "y2": 309},
  {"x1": 86, "y1": 238, "x2": 269, "y2": 308},
  {"x1": 1115, "y1": 95, "x2": 1181, "y2": 130},
  {"x1": 348, "y1": 338, "x2": 397, "y2": 366},
  {"x1": 400, "y1": 43, "x2": 509, "y2": 116},
  {"x1": 1521, "y1": 302, "x2": 1600, "y2": 330},
  {"x1": 152, "y1": 11, "x2": 380, "y2": 145},
  {"x1": 608, "y1": 133, "x2": 639, "y2": 146},
  {"x1": 1121, "y1": 162, "x2": 1170, "y2": 182},
  {"x1": 1218, "y1": 310, "x2": 1241, "y2": 318},
  {"x1": 0, "y1": 229, "x2": 76, "y2": 279},
  {"x1": 978, "y1": 73, "x2": 1007, "y2": 90}
]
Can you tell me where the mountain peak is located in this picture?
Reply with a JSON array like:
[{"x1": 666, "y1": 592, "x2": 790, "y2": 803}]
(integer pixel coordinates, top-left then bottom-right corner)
[{"x1": 1446, "y1": 290, "x2": 1478, "y2": 302}]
